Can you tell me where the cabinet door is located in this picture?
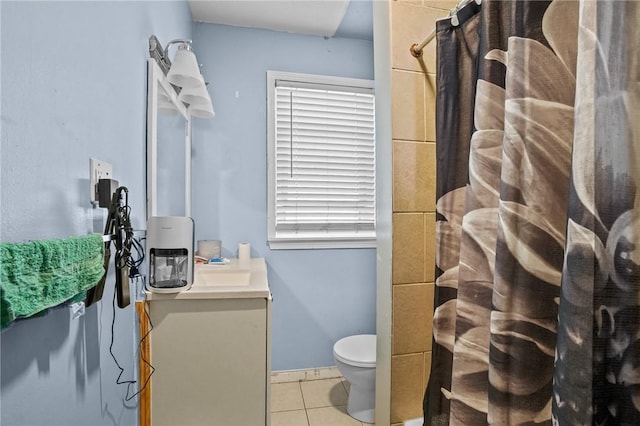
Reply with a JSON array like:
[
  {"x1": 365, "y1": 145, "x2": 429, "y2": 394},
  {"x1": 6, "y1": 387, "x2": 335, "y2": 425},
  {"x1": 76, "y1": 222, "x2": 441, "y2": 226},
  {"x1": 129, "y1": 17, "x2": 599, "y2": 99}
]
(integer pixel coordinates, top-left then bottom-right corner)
[{"x1": 150, "y1": 298, "x2": 268, "y2": 426}]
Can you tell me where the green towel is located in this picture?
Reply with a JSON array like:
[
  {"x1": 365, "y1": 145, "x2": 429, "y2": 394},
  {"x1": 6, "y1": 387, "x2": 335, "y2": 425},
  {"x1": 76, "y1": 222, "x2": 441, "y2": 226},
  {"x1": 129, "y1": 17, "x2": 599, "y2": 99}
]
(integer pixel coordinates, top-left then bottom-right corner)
[{"x1": 0, "y1": 234, "x2": 105, "y2": 329}]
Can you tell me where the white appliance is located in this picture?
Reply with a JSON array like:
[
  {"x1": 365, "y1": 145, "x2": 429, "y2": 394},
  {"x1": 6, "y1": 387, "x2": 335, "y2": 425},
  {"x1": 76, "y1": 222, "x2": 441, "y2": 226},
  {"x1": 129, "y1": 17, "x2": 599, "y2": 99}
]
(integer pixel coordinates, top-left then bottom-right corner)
[{"x1": 146, "y1": 216, "x2": 194, "y2": 293}]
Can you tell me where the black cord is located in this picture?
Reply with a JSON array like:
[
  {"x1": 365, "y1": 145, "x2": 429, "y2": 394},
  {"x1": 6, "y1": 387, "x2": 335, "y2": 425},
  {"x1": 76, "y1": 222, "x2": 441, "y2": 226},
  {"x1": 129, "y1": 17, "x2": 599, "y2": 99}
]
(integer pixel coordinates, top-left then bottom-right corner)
[
  {"x1": 105, "y1": 187, "x2": 154, "y2": 400},
  {"x1": 109, "y1": 276, "x2": 155, "y2": 402},
  {"x1": 127, "y1": 235, "x2": 145, "y2": 278},
  {"x1": 114, "y1": 199, "x2": 134, "y2": 271},
  {"x1": 109, "y1": 191, "x2": 144, "y2": 278}
]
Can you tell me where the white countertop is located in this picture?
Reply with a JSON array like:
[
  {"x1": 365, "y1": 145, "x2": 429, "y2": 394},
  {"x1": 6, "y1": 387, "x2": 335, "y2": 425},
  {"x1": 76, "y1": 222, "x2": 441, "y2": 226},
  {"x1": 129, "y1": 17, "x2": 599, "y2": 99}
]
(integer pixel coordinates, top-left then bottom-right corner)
[{"x1": 144, "y1": 257, "x2": 270, "y2": 300}]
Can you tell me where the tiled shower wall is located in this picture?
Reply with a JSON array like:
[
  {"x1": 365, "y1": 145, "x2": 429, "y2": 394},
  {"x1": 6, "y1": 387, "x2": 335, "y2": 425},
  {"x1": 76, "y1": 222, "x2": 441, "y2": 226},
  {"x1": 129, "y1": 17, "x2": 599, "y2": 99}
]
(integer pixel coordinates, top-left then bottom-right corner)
[{"x1": 388, "y1": 1, "x2": 456, "y2": 424}]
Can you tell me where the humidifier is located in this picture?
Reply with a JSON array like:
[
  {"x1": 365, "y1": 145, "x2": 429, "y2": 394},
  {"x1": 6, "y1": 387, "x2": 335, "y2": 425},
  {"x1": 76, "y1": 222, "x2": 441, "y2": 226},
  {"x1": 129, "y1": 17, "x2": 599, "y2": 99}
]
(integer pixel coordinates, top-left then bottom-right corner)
[{"x1": 146, "y1": 216, "x2": 194, "y2": 293}]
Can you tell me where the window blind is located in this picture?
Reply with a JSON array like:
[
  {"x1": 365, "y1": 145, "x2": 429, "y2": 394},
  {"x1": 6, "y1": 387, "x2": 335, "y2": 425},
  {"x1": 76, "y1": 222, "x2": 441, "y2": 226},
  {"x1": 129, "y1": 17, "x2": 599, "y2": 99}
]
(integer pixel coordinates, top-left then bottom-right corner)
[{"x1": 273, "y1": 80, "x2": 375, "y2": 243}]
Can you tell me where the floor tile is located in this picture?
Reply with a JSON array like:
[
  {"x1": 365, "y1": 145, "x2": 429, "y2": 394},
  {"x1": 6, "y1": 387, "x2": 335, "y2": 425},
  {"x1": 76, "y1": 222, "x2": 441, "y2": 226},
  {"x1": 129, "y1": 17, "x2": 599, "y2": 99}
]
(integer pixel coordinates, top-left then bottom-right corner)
[
  {"x1": 301, "y1": 378, "x2": 348, "y2": 409},
  {"x1": 307, "y1": 405, "x2": 363, "y2": 426},
  {"x1": 271, "y1": 382, "x2": 305, "y2": 412},
  {"x1": 271, "y1": 409, "x2": 309, "y2": 426}
]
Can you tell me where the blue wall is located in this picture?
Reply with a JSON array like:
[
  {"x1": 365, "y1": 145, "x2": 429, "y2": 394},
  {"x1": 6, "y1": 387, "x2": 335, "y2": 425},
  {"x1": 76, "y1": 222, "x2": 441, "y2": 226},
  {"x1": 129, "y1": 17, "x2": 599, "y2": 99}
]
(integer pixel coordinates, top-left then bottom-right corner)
[
  {"x1": 1, "y1": 8, "x2": 377, "y2": 425},
  {"x1": 0, "y1": 1, "x2": 192, "y2": 425},
  {"x1": 191, "y1": 23, "x2": 376, "y2": 371}
]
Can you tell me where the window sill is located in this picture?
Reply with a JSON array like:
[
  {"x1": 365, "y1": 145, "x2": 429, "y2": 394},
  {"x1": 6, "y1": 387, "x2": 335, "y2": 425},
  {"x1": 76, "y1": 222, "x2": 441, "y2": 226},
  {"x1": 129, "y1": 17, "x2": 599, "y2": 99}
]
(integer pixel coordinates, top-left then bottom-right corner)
[{"x1": 268, "y1": 238, "x2": 376, "y2": 250}]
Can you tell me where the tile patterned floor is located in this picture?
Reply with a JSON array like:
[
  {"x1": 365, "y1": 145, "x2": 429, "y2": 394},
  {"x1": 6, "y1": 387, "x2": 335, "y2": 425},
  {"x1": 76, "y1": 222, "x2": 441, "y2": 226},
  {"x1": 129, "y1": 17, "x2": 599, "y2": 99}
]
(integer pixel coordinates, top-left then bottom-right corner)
[{"x1": 271, "y1": 377, "x2": 373, "y2": 426}]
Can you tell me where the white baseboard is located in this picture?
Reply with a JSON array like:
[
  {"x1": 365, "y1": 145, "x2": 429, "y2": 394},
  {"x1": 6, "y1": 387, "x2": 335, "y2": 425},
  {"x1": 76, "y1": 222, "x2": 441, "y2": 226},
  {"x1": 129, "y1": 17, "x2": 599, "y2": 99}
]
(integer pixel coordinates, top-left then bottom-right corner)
[{"x1": 271, "y1": 366, "x2": 342, "y2": 383}]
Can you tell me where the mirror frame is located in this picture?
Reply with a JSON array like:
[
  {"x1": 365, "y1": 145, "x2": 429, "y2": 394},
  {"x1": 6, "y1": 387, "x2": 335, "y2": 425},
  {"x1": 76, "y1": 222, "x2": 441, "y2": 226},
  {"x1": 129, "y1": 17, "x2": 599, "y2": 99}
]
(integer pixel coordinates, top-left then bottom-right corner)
[{"x1": 146, "y1": 58, "x2": 192, "y2": 220}]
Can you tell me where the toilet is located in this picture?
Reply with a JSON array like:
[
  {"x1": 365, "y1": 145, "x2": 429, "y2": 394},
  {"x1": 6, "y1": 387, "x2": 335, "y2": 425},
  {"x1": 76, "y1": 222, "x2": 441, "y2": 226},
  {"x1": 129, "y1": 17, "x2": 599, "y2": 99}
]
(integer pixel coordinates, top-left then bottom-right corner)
[{"x1": 333, "y1": 334, "x2": 376, "y2": 423}]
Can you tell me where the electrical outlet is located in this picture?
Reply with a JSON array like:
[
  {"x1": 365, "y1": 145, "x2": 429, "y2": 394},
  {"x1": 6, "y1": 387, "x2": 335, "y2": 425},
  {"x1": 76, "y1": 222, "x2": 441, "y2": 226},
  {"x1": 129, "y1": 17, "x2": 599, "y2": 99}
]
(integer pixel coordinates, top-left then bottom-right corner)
[{"x1": 89, "y1": 158, "x2": 113, "y2": 206}]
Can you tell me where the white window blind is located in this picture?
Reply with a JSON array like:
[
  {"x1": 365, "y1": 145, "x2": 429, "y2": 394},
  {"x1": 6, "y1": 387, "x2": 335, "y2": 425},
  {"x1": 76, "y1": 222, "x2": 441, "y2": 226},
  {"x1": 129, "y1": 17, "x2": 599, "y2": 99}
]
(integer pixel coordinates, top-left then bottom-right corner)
[{"x1": 267, "y1": 71, "x2": 376, "y2": 249}]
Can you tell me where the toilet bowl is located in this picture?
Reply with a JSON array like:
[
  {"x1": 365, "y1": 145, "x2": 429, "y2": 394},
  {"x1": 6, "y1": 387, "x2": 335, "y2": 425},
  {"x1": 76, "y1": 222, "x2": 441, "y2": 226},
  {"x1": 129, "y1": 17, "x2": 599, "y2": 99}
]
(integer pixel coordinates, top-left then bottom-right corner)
[{"x1": 333, "y1": 334, "x2": 376, "y2": 423}]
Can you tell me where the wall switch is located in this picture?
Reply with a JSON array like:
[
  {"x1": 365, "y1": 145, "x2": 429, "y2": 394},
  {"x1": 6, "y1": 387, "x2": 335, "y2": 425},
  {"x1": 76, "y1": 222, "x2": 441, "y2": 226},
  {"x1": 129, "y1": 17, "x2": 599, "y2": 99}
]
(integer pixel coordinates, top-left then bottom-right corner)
[{"x1": 89, "y1": 158, "x2": 113, "y2": 206}]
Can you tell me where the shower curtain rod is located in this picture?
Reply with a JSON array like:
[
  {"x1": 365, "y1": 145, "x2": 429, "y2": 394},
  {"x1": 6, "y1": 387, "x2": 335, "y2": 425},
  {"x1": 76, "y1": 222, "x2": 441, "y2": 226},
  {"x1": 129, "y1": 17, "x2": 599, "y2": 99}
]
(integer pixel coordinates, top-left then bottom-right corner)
[{"x1": 410, "y1": 0, "x2": 482, "y2": 58}]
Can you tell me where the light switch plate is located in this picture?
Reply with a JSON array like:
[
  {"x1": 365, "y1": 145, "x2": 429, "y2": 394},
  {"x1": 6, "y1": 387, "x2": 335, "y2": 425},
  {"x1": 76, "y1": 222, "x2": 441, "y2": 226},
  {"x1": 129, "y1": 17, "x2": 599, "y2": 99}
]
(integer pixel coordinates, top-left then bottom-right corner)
[{"x1": 89, "y1": 158, "x2": 113, "y2": 206}]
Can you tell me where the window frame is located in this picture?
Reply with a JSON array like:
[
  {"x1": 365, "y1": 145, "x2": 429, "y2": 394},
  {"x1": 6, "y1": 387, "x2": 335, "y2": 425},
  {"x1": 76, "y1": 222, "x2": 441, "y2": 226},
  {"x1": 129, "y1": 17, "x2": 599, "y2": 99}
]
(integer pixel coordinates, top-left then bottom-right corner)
[{"x1": 267, "y1": 70, "x2": 376, "y2": 250}]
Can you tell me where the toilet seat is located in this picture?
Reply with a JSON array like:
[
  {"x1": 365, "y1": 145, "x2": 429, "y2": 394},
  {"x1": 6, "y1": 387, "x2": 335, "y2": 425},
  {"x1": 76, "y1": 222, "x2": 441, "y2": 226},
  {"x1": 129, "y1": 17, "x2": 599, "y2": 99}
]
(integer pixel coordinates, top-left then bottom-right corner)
[{"x1": 333, "y1": 334, "x2": 376, "y2": 368}]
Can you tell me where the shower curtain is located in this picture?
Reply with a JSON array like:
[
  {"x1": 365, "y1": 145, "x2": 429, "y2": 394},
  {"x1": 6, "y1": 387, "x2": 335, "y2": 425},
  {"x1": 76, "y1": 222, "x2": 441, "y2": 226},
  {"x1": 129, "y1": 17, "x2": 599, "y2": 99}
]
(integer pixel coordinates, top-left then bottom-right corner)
[{"x1": 423, "y1": 0, "x2": 640, "y2": 425}]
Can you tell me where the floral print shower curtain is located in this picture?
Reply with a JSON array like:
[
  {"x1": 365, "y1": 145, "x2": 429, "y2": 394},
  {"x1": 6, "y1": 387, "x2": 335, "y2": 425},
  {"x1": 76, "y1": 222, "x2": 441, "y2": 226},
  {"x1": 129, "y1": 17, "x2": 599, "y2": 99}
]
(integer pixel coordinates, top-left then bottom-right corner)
[{"x1": 423, "y1": 0, "x2": 639, "y2": 425}]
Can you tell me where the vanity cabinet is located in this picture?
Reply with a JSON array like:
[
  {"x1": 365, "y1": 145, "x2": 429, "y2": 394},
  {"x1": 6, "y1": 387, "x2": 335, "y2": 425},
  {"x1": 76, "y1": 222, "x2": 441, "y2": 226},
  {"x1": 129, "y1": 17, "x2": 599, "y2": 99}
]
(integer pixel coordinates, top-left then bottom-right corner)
[{"x1": 143, "y1": 258, "x2": 271, "y2": 426}]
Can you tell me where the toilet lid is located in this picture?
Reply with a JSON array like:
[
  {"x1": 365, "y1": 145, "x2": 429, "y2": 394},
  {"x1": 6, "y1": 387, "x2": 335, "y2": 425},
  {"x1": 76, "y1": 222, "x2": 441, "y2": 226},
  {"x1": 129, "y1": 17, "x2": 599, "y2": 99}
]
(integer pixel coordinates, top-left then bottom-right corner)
[{"x1": 333, "y1": 334, "x2": 376, "y2": 368}]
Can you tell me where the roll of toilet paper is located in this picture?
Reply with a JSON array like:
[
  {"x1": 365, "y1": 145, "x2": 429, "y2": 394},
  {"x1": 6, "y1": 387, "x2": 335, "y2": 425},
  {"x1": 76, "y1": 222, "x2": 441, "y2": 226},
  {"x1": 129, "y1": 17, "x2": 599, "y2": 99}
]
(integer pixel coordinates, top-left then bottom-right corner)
[{"x1": 238, "y1": 242, "x2": 250, "y2": 266}]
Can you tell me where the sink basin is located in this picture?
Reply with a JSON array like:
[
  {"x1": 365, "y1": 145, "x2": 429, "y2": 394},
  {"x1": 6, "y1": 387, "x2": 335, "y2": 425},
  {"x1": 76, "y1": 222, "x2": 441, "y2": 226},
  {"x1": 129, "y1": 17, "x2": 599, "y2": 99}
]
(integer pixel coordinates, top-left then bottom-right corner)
[
  {"x1": 145, "y1": 258, "x2": 269, "y2": 300},
  {"x1": 194, "y1": 264, "x2": 251, "y2": 286}
]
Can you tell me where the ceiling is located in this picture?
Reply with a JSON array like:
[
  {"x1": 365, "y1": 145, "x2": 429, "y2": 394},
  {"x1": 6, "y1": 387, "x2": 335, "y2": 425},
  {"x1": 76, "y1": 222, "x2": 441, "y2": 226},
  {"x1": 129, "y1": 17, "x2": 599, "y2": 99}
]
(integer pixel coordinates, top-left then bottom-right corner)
[{"x1": 187, "y1": 0, "x2": 373, "y2": 40}]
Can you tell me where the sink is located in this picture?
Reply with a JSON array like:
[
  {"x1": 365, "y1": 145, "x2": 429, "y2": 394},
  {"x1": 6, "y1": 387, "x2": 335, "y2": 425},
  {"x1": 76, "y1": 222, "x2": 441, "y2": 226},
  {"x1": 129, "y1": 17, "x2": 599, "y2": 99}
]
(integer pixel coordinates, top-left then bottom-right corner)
[
  {"x1": 194, "y1": 264, "x2": 251, "y2": 286},
  {"x1": 146, "y1": 257, "x2": 269, "y2": 300}
]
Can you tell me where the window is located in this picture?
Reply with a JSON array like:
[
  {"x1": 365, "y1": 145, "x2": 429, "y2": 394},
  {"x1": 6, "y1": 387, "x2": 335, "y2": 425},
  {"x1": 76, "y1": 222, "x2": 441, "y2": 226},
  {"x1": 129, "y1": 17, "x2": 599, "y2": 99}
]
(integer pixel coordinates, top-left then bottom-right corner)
[{"x1": 267, "y1": 71, "x2": 376, "y2": 249}]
